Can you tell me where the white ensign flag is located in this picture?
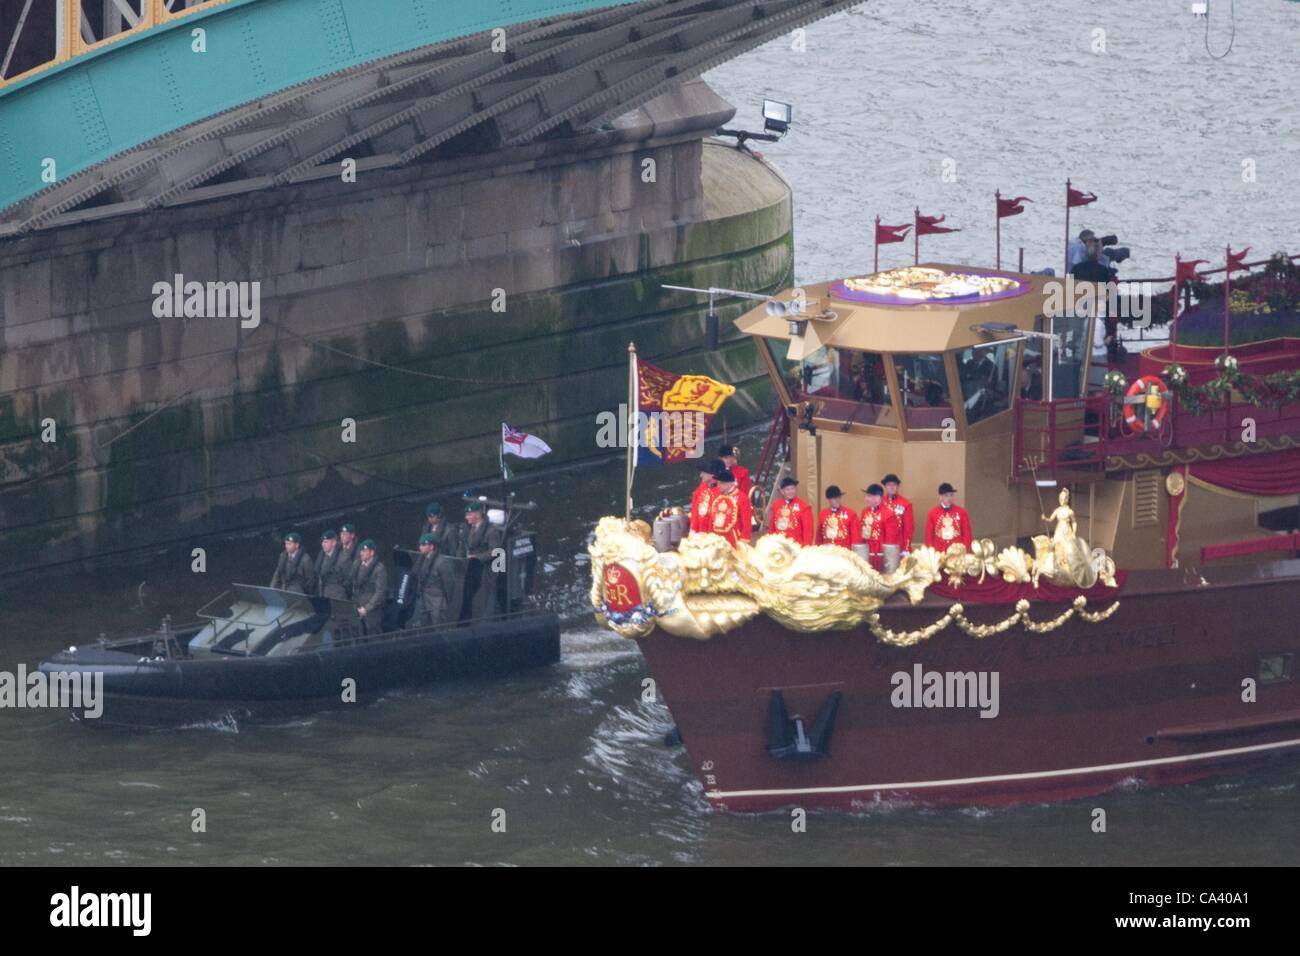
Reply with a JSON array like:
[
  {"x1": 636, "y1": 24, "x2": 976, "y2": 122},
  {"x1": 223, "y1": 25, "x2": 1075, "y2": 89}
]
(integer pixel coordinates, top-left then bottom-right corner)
[{"x1": 502, "y1": 422, "x2": 552, "y2": 459}]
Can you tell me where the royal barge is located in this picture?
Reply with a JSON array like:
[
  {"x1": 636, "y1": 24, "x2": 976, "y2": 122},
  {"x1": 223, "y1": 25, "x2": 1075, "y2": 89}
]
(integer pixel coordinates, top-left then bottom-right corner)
[{"x1": 591, "y1": 260, "x2": 1300, "y2": 810}]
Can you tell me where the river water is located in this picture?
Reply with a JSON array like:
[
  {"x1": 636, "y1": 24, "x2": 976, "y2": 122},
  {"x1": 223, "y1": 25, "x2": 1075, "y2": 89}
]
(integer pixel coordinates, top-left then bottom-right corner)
[{"x1": 2, "y1": 0, "x2": 1299, "y2": 865}]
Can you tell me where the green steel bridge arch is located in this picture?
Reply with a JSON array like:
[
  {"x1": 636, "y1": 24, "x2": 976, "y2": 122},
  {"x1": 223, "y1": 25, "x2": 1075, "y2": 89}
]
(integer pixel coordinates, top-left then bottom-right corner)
[{"x1": 0, "y1": 0, "x2": 854, "y2": 232}]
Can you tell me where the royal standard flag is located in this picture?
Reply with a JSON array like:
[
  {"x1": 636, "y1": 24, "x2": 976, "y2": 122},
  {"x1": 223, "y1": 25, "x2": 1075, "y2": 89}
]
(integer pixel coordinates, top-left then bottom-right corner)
[{"x1": 634, "y1": 360, "x2": 735, "y2": 466}]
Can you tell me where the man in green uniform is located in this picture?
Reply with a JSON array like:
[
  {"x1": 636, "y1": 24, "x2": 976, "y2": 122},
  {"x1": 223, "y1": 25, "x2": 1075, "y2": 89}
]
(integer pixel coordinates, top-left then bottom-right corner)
[
  {"x1": 460, "y1": 501, "x2": 506, "y2": 620},
  {"x1": 412, "y1": 533, "x2": 459, "y2": 627},
  {"x1": 337, "y1": 523, "x2": 360, "y2": 573},
  {"x1": 420, "y1": 502, "x2": 460, "y2": 555},
  {"x1": 349, "y1": 539, "x2": 389, "y2": 635},
  {"x1": 314, "y1": 529, "x2": 351, "y2": 601},
  {"x1": 270, "y1": 531, "x2": 316, "y2": 594}
]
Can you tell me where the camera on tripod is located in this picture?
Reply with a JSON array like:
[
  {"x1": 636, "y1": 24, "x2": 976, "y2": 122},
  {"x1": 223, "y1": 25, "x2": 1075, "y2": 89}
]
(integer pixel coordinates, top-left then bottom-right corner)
[{"x1": 1098, "y1": 234, "x2": 1131, "y2": 264}]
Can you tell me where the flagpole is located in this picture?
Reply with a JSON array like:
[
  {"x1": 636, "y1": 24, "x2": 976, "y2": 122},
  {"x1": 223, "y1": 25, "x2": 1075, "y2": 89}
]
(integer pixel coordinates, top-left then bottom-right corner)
[
  {"x1": 874, "y1": 215, "x2": 880, "y2": 274},
  {"x1": 499, "y1": 418, "x2": 507, "y2": 501},
  {"x1": 1223, "y1": 244, "x2": 1231, "y2": 357},
  {"x1": 1172, "y1": 254, "x2": 1181, "y2": 358},
  {"x1": 625, "y1": 341, "x2": 637, "y2": 521},
  {"x1": 995, "y1": 190, "x2": 1002, "y2": 270},
  {"x1": 1063, "y1": 179, "x2": 1071, "y2": 276},
  {"x1": 914, "y1": 207, "x2": 920, "y2": 266}
]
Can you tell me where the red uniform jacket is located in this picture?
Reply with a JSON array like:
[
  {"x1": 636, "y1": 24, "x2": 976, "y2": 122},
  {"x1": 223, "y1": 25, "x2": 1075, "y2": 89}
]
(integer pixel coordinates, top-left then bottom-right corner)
[
  {"x1": 730, "y1": 464, "x2": 752, "y2": 500},
  {"x1": 884, "y1": 493, "x2": 915, "y2": 549},
  {"x1": 925, "y1": 504, "x2": 973, "y2": 552},
  {"x1": 857, "y1": 505, "x2": 903, "y2": 553},
  {"x1": 689, "y1": 482, "x2": 715, "y2": 534},
  {"x1": 816, "y1": 506, "x2": 858, "y2": 548},
  {"x1": 768, "y1": 496, "x2": 814, "y2": 546},
  {"x1": 706, "y1": 486, "x2": 751, "y2": 547}
]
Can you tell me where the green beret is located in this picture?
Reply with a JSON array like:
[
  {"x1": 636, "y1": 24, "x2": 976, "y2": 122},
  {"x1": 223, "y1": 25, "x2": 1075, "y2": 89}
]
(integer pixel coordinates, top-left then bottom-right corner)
[
  {"x1": 339, "y1": 523, "x2": 356, "y2": 533},
  {"x1": 360, "y1": 538, "x2": 377, "y2": 551},
  {"x1": 425, "y1": 502, "x2": 442, "y2": 517},
  {"x1": 284, "y1": 531, "x2": 301, "y2": 543},
  {"x1": 418, "y1": 533, "x2": 435, "y2": 545},
  {"x1": 464, "y1": 500, "x2": 485, "y2": 513},
  {"x1": 321, "y1": 529, "x2": 338, "y2": 541}
]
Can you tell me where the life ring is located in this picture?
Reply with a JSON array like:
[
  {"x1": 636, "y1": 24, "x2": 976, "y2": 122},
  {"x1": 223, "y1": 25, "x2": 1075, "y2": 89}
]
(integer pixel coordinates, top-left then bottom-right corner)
[{"x1": 1123, "y1": 375, "x2": 1169, "y2": 434}]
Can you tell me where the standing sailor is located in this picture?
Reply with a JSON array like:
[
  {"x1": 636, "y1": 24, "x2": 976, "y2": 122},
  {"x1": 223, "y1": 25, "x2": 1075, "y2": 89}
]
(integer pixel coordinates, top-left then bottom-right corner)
[
  {"x1": 768, "y1": 477, "x2": 814, "y2": 546},
  {"x1": 689, "y1": 459, "x2": 723, "y2": 534},
  {"x1": 412, "y1": 533, "x2": 458, "y2": 627},
  {"x1": 350, "y1": 539, "x2": 389, "y2": 634},
  {"x1": 816, "y1": 485, "x2": 858, "y2": 548},
  {"x1": 270, "y1": 531, "x2": 316, "y2": 594},
  {"x1": 337, "y1": 523, "x2": 361, "y2": 573},
  {"x1": 706, "y1": 469, "x2": 751, "y2": 547},
  {"x1": 461, "y1": 500, "x2": 506, "y2": 619},
  {"x1": 420, "y1": 502, "x2": 460, "y2": 555},
  {"x1": 881, "y1": 474, "x2": 915, "y2": 556},
  {"x1": 925, "y1": 483, "x2": 973, "y2": 553},
  {"x1": 314, "y1": 529, "x2": 351, "y2": 600},
  {"x1": 857, "y1": 483, "x2": 902, "y2": 570}
]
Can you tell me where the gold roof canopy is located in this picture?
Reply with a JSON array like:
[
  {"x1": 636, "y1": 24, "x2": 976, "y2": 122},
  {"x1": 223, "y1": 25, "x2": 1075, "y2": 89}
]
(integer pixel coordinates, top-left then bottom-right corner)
[{"x1": 735, "y1": 264, "x2": 1053, "y2": 354}]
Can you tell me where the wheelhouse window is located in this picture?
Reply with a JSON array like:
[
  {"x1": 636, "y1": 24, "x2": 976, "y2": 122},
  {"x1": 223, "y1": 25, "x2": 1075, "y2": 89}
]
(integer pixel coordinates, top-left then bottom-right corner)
[
  {"x1": 761, "y1": 338, "x2": 896, "y2": 427},
  {"x1": 893, "y1": 353, "x2": 953, "y2": 429},
  {"x1": 956, "y1": 340, "x2": 1020, "y2": 424},
  {"x1": 1021, "y1": 315, "x2": 1090, "y2": 401}
]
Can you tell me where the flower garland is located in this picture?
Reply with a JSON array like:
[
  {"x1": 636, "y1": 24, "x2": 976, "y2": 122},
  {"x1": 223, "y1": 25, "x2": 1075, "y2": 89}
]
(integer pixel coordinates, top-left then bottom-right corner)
[
  {"x1": 1162, "y1": 358, "x2": 1300, "y2": 416},
  {"x1": 1100, "y1": 360, "x2": 1300, "y2": 416}
]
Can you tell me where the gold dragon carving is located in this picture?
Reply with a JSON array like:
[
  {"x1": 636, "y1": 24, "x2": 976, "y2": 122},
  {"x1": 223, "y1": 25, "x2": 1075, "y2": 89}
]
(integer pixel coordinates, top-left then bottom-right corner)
[{"x1": 590, "y1": 505, "x2": 1119, "y2": 642}]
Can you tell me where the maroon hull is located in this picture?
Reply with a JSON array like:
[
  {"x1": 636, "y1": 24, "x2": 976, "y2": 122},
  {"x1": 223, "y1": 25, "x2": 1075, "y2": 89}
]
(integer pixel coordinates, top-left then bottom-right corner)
[{"x1": 637, "y1": 561, "x2": 1300, "y2": 811}]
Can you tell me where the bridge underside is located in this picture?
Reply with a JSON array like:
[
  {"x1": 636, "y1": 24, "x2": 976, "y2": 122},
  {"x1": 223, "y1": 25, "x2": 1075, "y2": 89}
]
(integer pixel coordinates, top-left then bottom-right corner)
[{"x1": 1, "y1": 0, "x2": 853, "y2": 236}]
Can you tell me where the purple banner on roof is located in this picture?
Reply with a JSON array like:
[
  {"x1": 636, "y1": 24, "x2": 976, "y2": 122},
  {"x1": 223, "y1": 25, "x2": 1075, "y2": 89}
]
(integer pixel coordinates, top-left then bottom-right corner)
[{"x1": 831, "y1": 267, "x2": 1032, "y2": 307}]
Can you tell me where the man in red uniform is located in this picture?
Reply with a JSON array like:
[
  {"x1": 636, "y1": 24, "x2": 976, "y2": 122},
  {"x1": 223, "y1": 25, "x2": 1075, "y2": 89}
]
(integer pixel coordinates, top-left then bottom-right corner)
[
  {"x1": 705, "y1": 469, "x2": 752, "y2": 547},
  {"x1": 857, "y1": 482, "x2": 903, "y2": 570},
  {"x1": 881, "y1": 473, "x2": 915, "y2": 556},
  {"x1": 689, "y1": 459, "x2": 723, "y2": 534},
  {"x1": 925, "y1": 482, "x2": 973, "y2": 553},
  {"x1": 718, "y1": 444, "x2": 751, "y2": 501},
  {"x1": 816, "y1": 485, "x2": 858, "y2": 548},
  {"x1": 767, "y1": 477, "x2": 814, "y2": 546}
]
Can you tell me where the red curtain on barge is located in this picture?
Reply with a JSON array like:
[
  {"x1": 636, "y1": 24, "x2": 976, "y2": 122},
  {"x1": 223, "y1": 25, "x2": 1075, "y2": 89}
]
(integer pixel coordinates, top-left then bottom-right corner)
[{"x1": 1188, "y1": 447, "x2": 1300, "y2": 497}]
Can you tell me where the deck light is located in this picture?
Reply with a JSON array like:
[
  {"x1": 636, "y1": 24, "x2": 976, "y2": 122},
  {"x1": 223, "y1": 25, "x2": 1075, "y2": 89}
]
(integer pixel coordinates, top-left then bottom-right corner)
[
  {"x1": 763, "y1": 100, "x2": 792, "y2": 135},
  {"x1": 716, "y1": 99, "x2": 793, "y2": 147}
]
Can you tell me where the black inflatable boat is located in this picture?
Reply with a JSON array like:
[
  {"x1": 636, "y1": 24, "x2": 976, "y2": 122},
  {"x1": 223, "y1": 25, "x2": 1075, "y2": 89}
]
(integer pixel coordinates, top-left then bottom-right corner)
[{"x1": 38, "y1": 532, "x2": 560, "y2": 726}]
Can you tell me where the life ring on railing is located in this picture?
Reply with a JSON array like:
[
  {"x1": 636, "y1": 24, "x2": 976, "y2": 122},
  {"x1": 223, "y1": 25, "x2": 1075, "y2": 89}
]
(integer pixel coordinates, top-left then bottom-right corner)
[{"x1": 1123, "y1": 375, "x2": 1170, "y2": 434}]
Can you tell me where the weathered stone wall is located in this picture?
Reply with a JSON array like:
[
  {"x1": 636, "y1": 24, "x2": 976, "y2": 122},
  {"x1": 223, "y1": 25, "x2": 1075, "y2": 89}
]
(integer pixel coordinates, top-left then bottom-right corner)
[{"x1": 0, "y1": 80, "x2": 792, "y2": 573}]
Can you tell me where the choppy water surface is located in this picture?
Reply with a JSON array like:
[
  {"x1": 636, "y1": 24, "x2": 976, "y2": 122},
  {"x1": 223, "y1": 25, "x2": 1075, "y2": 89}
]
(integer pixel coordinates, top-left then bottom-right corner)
[{"x1": 3, "y1": 0, "x2": 1299, "y2": 865}]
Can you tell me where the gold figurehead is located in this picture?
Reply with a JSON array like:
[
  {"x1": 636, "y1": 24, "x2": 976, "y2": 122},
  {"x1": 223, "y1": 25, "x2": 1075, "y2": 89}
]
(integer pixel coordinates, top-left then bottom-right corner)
[
  {"x1": 1032, "y1": 489, "x2": 1118, "y2": 589},
  {"x1": 589, "y1": 516, "x2": 1119, "y2": 641}
]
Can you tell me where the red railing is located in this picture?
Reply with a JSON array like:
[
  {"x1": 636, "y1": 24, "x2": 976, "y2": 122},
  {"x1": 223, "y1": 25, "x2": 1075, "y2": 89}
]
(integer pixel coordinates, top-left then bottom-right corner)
[
  {"x1": 1202, "y1": 533, "x2": 1300, "y2": 564},
  {"x1": 1014, "y1": 392, "x2": 1300, "y2": 480},
  {"x1": 752, "y1": 401, "x2": 791, "y2": 513}
]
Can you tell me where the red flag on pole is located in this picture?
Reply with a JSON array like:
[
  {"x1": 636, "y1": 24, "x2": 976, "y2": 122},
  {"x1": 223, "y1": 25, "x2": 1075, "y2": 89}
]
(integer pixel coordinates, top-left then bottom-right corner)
[
  {"x1": 1223, "y1": 246, "x2": 1250, "y2": 356},
  {"x1": 1064, "y1": 179, "x2": 1096, "y2": 274},
  {"x1": 995, "y1": 192, "x2": 1030, "y2": 269},
  {"x1": 1175, "y1": 258, "x2": 1209, "y2": 283},
  {"x1": 914, "y1": 209, "x2": 958, "y2": 265},
  {"x1": 873, "y1": 217, "x2": 911, "y2": 273},
  {"x1": 1067, "y1": 185, "x2": 1097, "y2": 208},
  {"x1": 915, "y1": 211, "x2": 959, "y2": 235},
  {"x1": 875, "y1": 221, "x2": 912, "y2": 243},
  {"x1": 996, "y1": 195, "x2": 1032, "y2": 218}
]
